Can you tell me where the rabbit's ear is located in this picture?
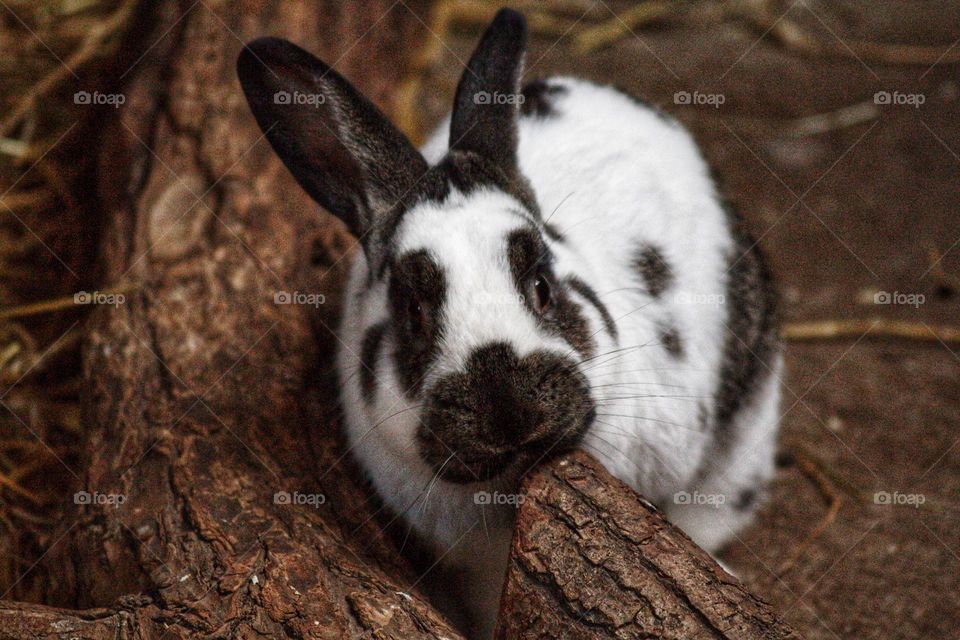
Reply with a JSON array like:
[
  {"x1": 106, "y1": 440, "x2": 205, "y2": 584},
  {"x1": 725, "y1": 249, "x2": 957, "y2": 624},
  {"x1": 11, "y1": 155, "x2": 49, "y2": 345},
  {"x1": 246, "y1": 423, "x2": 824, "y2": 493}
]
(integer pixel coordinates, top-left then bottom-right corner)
[
  {"x1": 237, "y1": 37, "x2": 427, "y2": 255},
  {"x1": 449, "y1": 9, "x2": 527, "y2": 173}
]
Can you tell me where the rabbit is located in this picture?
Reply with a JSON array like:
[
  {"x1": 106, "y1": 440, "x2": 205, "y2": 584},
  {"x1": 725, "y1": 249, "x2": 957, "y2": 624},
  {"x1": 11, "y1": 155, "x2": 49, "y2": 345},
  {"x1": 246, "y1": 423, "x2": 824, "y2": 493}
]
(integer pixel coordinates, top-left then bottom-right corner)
[{"x1": 237, "y1": 8, "x2": 781, "y2": 639}]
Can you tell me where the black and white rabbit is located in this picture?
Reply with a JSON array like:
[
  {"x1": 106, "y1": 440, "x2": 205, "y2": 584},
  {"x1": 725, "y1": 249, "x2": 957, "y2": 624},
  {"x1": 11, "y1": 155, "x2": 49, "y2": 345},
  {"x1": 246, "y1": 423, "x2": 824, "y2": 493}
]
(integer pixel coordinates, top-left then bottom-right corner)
[{"x1": 238, "y1": 9, "x2": 780, "y2": 638}]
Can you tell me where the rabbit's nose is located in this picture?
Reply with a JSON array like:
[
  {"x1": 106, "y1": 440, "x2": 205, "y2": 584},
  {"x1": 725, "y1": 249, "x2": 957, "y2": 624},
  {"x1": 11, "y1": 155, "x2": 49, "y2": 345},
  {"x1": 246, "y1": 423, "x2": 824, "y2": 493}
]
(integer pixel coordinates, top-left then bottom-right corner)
[
  {"x1": 418, "y1": 341, "x2": 593, "y2": 483},
  {"x1": 463, "y1": 342, "x2": 583, "y2": 445}
]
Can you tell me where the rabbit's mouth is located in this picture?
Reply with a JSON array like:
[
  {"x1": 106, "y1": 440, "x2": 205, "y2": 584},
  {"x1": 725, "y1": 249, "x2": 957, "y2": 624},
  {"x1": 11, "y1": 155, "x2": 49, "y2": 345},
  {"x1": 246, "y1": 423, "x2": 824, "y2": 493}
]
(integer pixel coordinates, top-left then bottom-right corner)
[
  {"x1": 417, "y1": 343, "x2": 595, "y2": 485},
  {"x1": 420, "y1": 413, "x2": 595, "y2": 484}
]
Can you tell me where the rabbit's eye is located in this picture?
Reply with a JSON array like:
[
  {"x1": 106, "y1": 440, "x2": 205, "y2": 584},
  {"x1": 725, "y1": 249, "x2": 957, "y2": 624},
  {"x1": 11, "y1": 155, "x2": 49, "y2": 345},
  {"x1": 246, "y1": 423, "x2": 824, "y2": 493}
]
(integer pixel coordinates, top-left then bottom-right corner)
[
  {"x1": 532, "y1": 272, "x2": 552, "y2": 314},
  {"x1": 407, "y1": 298, "x2": 428, "y2": 333}
]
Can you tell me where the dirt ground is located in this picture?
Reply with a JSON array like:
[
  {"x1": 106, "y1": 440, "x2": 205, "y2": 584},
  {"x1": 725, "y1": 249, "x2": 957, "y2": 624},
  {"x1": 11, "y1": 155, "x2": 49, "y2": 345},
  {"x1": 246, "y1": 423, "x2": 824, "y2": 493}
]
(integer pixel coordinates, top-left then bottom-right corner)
[{"x1": 419, "y1": 3, "x2": 960, "y2": 638}]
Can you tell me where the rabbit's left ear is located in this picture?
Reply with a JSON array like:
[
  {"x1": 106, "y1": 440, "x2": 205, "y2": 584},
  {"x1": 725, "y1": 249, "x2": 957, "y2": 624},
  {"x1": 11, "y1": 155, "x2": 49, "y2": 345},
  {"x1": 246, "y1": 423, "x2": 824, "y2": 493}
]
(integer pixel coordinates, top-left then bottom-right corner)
[
  {"x1": 236, "y1": 37, "x2": 427, "y2": 261},
  {"x1": 449, "y1": 9, "x2": 527, "y2": 174}
]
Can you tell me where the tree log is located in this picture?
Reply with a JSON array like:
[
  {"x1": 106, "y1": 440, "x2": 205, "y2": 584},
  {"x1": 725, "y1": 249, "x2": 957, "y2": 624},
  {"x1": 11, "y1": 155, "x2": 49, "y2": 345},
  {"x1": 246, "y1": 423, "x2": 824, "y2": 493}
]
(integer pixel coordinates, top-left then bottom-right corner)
[
  {"x1": 22, "y1": 0, "x2": 462, "y2": 638},
  {"x1": 0, "y1": 600, "x2": 165, "y2": 640},
  {"x1": 495, "y1": 451, "x2": 801, "y2": 639}
]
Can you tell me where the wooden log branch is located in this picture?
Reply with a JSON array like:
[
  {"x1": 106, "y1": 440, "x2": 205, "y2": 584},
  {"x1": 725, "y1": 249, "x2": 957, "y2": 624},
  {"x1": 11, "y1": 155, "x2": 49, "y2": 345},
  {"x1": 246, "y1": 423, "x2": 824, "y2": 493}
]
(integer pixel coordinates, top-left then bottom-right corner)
[
  {"x1": 17, "y1": 0, "x2": 461, "y2": 638},
  {"x1": 0, "y1": 600, "x2": 165, "y2": 640},
  {"x1": 496, "y1": 451, "x2": 802, "y2": 639}
]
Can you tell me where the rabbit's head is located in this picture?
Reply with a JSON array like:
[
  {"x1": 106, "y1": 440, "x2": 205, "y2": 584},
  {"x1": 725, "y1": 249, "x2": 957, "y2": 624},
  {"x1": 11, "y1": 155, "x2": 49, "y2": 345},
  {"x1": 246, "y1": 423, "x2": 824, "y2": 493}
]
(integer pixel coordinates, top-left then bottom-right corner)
[{"x1": 238, "y1": 10, "x2": 599, "y2": 483}]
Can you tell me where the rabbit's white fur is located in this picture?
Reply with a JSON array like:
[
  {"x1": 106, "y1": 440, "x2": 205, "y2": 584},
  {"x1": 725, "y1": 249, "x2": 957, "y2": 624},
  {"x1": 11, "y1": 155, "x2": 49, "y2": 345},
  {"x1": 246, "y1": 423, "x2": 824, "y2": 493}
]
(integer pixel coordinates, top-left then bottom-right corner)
[{"x1": 338, "y1": 77, "x2": 781, "y2": 636}]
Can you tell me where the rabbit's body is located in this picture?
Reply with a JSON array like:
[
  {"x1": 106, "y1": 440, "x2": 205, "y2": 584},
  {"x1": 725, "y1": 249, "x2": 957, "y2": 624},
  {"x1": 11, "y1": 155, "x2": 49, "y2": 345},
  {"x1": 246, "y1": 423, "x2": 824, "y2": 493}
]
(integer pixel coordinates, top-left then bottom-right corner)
[
  {"x1": 238, "y1": 11, "x2": 780, "y2": 639},
  {"x1": 338, "y1": 76, "x2": 781, "y2": 635}
]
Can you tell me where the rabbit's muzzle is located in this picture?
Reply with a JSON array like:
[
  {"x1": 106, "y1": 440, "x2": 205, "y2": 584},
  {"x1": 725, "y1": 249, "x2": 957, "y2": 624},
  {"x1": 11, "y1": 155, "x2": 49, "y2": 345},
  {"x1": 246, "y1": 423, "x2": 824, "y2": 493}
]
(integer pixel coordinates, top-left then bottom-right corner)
[{"x1": 418, "y1": 342, "x2": 595, "y2": 483}]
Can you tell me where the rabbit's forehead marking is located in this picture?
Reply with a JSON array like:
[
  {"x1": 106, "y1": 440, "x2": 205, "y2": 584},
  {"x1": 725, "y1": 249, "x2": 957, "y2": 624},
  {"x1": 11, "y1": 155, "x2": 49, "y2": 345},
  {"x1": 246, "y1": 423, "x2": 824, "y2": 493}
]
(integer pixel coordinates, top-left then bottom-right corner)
[
  {"x1": 392, "y1": 188, "x2": 530, "y2": 257},
  {"x1": 380, "y1": 190, "x2": 601, "y2": 391}
]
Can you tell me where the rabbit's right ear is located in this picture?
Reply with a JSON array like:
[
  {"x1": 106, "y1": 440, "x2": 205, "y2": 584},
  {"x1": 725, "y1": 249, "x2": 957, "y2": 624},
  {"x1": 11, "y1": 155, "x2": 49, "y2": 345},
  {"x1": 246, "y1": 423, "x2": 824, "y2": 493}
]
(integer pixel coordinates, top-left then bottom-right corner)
[
  {"x1": 237, "y1": 37, "x2": 427, "y2": 255},
  {"x1": 449, "y1": 9, "x2": 527, "y2": 174}
]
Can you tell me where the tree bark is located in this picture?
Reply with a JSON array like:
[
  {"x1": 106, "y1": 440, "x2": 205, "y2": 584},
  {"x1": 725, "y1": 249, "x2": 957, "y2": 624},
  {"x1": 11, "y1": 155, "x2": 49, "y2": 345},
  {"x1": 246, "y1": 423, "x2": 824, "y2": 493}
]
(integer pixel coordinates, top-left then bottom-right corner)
[
  {"x1": 495, "y1": 451, "x2": 802, "y2": 640},
  {"x1": 0, "y1": 600, "x2": 164, "y2": 640},
  {"x1": 16, "y1": 0, "x2": 462, "y2": 638}
]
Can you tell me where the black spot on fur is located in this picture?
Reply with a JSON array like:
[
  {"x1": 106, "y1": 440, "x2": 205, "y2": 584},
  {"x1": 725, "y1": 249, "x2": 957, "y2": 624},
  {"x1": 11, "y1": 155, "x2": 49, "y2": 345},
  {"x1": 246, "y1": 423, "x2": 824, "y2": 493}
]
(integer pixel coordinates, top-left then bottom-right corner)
[
  {"x1": 697, "y1": 402, "x2": 710, "y2": 433},
  {"x1": 712, "y1": 202, "x2": 780, "y2": 453},
  {"x1": 775, "y1": 451, "x2": 795, "y2": 468},
  {"x1": 543, "y1": 222, "x2": 565, "y2": 243},
  {"x1": 506, "y1": 228, "x2": 595, "y2": 357},
  {"x1": 735, "y1": 488, "x2": 757, "y2": 512},
  {"x1": 658, "y1": 322, "x2": 683, "y2": 358},
  {"x1": 634, "y1": 244, "x2": 672, "y2": 298},
  {"x1": 564, "y1": 276, "x2": 618, "y2": 341},
  {"x1": 521, "y1": 79, "x2": 568, "y2": 118},
  {"x1": 359, "y1": 321, "x2": 388, "y2": 402},
  {"x1": 548, "y1": 292, "x2": 595, "y2": 358},
  {"x1": 506, "y1": 227, "x2": 548, "y2": 278},
  {"x1": 388, "y1": 250, "x2": 447, "y2": 398},
  {"x1": 419, "y1": 343, "x2": 594, "y2": 483}
]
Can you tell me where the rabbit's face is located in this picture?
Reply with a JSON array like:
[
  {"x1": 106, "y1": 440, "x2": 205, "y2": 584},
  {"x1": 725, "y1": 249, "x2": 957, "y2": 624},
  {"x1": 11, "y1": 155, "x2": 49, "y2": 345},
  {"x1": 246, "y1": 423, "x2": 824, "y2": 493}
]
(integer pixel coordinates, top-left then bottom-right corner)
[
  {"x1": 236, "y1": 8, "x2": 581, "y2": 483},
  {"x1": 385, "y1": 191, "x2": 596, "y2": 483}
]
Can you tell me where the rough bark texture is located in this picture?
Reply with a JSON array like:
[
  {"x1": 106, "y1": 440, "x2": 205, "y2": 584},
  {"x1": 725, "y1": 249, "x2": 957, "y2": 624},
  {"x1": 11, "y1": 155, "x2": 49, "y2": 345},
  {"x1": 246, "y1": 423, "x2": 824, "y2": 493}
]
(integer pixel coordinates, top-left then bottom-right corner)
[
  {"x1": 21, "y1": 0, "x2": 462, "y2": 638},
  {"x1": 495, "y1": 451, "x2": 802, "y2": 640},
  {"x1": 0, "y1": 600, "x2": 165, "y2": 639}
]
